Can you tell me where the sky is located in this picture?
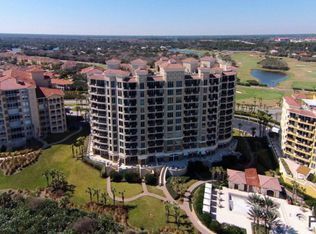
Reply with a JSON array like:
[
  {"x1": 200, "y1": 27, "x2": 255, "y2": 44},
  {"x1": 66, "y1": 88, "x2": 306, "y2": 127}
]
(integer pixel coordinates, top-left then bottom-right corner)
[{"x1": 0, "y1": 0, "x2": 315, "y2": 36}]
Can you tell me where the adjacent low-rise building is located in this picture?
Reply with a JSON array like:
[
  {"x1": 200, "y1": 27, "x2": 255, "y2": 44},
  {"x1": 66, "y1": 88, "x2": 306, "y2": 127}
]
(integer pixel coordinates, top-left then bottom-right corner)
[
  {"x1": 227, "y1": 168, "x2": 282, "y2": 198},
  {"x1": 281, "y1": 93, "x2": 316, "y2": 170},
  {"x1": 0, "y1": 67, "x2": 67, "y2": 149},
  {"x1": 88, "y1": 57, "x2": 236, "y2": 165}
]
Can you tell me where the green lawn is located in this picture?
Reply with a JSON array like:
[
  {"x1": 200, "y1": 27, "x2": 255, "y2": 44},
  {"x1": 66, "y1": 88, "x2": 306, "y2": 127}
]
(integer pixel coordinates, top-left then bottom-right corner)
[
  {"x1": 231, "y1": 52, "x2": 262, "y2": 82},
  {"x1": 147, "y1": 185, "x2": 165, "y2": 197},
  {"x1": 128, "y1": 196, "x2": 167, "y2": 232},
  {"x1": 0, "y1": 129, "x2": 106, "y2": 205},
  {"x1": 128, "y1": 196, "x2": 195, "y2": 233},
  {"x1": 232, "y1": 51, "x2": 316, "y2": 90},
  {"x1": 111, "y1": 182, "x2": 143, "y2": 198},
  {"x1": 236, "y1": 86, "x2": 288, "y2": 106},
  {"x1": 292, "y1": 81, "x2": 316, "y2": 90}
]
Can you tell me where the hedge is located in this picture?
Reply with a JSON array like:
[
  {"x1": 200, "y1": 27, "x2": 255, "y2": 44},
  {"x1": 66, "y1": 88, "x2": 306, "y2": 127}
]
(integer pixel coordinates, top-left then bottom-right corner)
[
  {"x1": 280, "y1": 158, "x2": 293, "y2": 177},
  {"x1": 166, "y1": 177, "x2": 180, "y2": 200}
]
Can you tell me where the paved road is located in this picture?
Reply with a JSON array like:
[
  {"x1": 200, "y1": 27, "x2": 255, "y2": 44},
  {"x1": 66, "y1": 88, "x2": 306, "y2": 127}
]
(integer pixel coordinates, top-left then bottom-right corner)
[{"x1": 233, "y1": 118, "x2": 262, "y2": 137}]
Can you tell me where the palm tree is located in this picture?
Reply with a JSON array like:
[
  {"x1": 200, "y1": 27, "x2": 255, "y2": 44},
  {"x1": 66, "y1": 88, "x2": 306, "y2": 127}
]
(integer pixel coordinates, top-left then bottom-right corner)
[
  {"x1": 112, "y1": 188, "x2": 116, "y2": 206},
  {"x1": 265, "y1": 210, "x2": 279, "y2": 231},
  {"x1": 262, "y1": 196, "x2": 278, "y2": 232},
  {"x1": 119, "y1": 190, "x2": 125, "y2": 205},
  {"x1": 100, "y1": 192, "x2": 108, "y2": 205},
  {"x1": 42, "y1": 170, "x2": 51, "y2": 187},
  {"x1": 173, "y1": 205, "x2": 181, "y2": 228},
  {"x1": 248, "y1": 204, "x2": 263, "y2": 233},
  {"x1": 93, "y1": 188, "x2": 100, "y2": 203},
  {"x1": 86, "y1": 187, "x2": 93, "y2": 202},
  {"x1": 165, "y1": 202, "x2": 171, "y2": 223}
]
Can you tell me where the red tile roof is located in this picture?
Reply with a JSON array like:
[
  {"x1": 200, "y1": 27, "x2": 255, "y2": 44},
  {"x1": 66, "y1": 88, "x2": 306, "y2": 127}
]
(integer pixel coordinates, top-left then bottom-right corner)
[
  {"x1": 259, "y1": 175, "x2": 282, "y2": 191},
  {"x1": 245, "y1": 168, "x2": 260, "y2": 187},
  {"x1": 51, "y1": 78, "x2": 73, "y2": 85},
  {"x1": 182, "y1": 57, "x2": 199, "y2": 63},
  {"x1": 228, "y1": 168, "x2": 281, "y2": 191},
  {"x1": 201, "y1": 56, "x2": 216, "y2": 62},
  {"x1": 289, "y1": 108, "x2": 316, "y2": 118},
  {"x1": 38, "y1": 87, "x2": 64, "y2": 98},
  {"x1": 104, "y1": 69, "x2": 130, "y2": 77},
  {"x1": 284, "y1": 96, "x2": 301, "y2": 107},
  {"x1": 131, "y1": 58, "x2": 147, "y2": 66}
]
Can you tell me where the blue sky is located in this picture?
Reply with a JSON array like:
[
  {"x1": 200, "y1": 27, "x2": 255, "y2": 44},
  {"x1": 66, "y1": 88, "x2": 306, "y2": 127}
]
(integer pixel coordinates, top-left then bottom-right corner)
[{"x1": 0, "y1": 0, "x2": 315, "y2": 35}]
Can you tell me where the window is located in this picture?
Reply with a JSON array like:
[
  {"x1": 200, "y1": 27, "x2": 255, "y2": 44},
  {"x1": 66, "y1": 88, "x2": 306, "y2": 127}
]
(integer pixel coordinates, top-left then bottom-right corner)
[
  {"x1": 167, "y1": 119, "x2": 173, "y2": 125},
  {"x1": 176, "y1": 97, "x2": 182, "y2": 103},
  {"x1": 175, "y1": 118, "x2": 181, "y2": 124},
  {"x1": 176, "y1": 81, "x2": 182, "y2": 87},
  {"x1": 176, "y1": 104, "x2": 181, "y2": 110},
  {"x1": 176, "y1": 112, "x2": 181, "y2": 117},
  {"x1": 175, "y1": 125, "x2": 181, "y2": 131},
  {"x1": 167, "y1": 126, "x2": 173, "y2": 132},
  {"x1": 176, "y1": 89, "x2": 182, "y2": 95},
  {"x1": 168, "y1": 105, "x2": 173, "y2": 111},
  {"x1": 168, "y1": 97, "x2": 173, "y2": 103},
  {"x1": 167, "y1": 112, "x2": 173, "y2": 118},
  {"x1": 168, "y1": 81, "x2": 173, "y2": 87},
  {"x1": 140, "y1": 83, "x2": 144, "y2": 89},
  {"x1": 168, "y1": 89, "x2": 174, "y2": 95}
]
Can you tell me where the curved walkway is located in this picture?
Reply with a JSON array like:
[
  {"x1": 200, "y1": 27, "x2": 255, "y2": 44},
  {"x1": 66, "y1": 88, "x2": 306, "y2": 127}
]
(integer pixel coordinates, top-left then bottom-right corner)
[
  {"x1": 38, "y1": 126, "x2": 83, "y2": 149},
  {"x1": 106, "y1": 177, "x2": 167, "y2": 202}
]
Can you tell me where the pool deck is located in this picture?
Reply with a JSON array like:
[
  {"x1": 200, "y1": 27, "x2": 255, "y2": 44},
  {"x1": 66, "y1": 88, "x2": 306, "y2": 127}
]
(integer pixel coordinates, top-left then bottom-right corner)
[{"x1": 215, "y1": 187, "x2": 313, "y2": 234}]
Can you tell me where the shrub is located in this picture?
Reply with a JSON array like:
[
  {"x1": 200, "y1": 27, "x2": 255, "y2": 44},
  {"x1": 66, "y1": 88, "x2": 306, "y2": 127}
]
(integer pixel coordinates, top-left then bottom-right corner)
[
  {"x1": 280, "y1": 158, "x2": 293, "y2": 177},
  {"x1": 100, "y1": 166, "x2": 107, "y2": 178},
  {"x1": 166, "y1": 178, "x2": 180, "y2": 200},
  {"x1": 110, "y1": 171, "x2": 122, "y2": 182},
  {"x1": 144, "y1": 173, "x2": 158, "y2": 186},
  {"x1": 124, "y1": 172, "x2": 141, "y2": 183},
  {"x1": 246, "y1": 79, "x2": 260, "y2": 86}
]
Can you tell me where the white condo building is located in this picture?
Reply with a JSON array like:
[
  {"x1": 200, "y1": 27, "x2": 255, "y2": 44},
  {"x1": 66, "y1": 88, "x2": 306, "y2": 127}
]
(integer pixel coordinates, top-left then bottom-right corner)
[{"x1": 88, "y1": 57, "x2": 236, "y2": 165}]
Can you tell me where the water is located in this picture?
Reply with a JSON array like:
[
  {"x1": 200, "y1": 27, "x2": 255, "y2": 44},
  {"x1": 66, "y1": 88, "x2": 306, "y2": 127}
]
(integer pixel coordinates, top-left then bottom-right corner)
[{"x1": 251, "y1": 69, "x2": 288, "y2": 87}]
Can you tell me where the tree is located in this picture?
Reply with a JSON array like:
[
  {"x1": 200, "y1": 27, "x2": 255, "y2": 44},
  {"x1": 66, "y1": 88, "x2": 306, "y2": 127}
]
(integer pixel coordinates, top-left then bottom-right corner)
[
  {"x1": 165, "y1": 202, "x2": 171, "y2": 223},
  {"x1": 112, "y1": 188, "x2": 116, "y2": 206},
  {"x1": 173, "y1": 204, "x2": 181, "y2": 228},
  {"x1": 100, "y1": 192, "x2": 108, "y2": 206},
  {"x1": 119, "y1": 191, "x2": 125, "y2": 205},
  {"x1": 86, "y1": 187, "x2": 93, "y2": 202},
  {"x1": 144, "y1": 173, "x2": 158, "y2": 185},
  {"x1": 42, "y1": 170, "x2": 51, "y2": 187},
  {"x1": 93, "y1": 188, "x2": 100, "y2": 203}
]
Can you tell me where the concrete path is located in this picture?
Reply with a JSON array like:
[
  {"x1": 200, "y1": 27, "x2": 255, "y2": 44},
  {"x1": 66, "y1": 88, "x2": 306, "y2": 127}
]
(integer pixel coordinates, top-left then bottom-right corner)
[
  {"x1": 106, "y1": 177, "x2": 167, "y2": 202},
  {"x1": 106, "y1": 168, "x2": 215, "y2": 233}
]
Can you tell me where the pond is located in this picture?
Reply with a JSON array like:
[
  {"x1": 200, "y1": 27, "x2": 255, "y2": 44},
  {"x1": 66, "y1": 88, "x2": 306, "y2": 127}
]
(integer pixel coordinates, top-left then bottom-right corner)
[{"x1": 251, "y1": 69, "x2": 288, "y2": 87}]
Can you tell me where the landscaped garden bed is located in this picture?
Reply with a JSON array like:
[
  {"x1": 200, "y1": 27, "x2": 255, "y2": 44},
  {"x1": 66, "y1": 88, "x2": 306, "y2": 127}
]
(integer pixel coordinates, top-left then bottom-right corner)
[{"x1": 0, "y1": 149, "x2": 42, "y2": 175}]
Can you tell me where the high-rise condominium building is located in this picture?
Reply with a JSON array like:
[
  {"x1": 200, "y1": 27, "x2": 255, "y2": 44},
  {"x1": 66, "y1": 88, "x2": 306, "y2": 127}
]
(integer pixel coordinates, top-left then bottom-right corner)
[
  {"x1": 0, "y1": 67, "x2": 67, "y2": 149},
  {"x1": 281, "y1": 94, "x2": 316, "y2": 170},
  {"x1": 88, "y1": 57, "x2": 236, "y2": 165}
]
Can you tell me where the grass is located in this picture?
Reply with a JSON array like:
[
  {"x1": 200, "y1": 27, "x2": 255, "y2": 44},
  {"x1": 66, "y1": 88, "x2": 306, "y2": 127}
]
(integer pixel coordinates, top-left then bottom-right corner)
[
  {"x1": 236, "y1": 86, "x2": 290, "y2": 106},
  {"x1": 111, "y1": 182, "x2": 143, "y2": 198},
  {"x1": 128, "y1": 196, "x2": 195, "y2": 233},
  {"x1": 232, "y1": 51, "x2": 316, "y2": 89},
  {"x1": 147, "y1": 185, "x2": 165, "y2": 197},
  {"x1": 231, "y1": 52, "x2": 262, "y2": 83},
  {"x1": 0, "y1": 128, "x2": 106, "y2": 205},
  {"x1": 128, "y1": 196, "x2": 167, "y2": 232}
]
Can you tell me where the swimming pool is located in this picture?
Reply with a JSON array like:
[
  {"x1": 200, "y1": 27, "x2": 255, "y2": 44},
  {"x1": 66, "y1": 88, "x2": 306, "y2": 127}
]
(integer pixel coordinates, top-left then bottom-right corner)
[{"x1": 229, "y1": 194, "x2": 250, "y2": 215}]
